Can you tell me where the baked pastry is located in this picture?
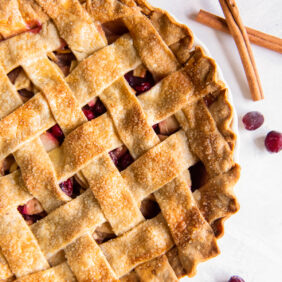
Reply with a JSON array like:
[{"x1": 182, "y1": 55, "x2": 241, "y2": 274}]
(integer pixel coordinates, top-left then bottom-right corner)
[{"x1": 0, "y1": 0, "x2": 240, "y2": 281}]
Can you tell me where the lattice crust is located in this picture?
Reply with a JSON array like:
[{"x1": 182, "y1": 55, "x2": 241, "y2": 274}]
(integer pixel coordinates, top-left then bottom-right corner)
[{"x1": 0, "y1": 0, "x2": 240, "y2": 281}]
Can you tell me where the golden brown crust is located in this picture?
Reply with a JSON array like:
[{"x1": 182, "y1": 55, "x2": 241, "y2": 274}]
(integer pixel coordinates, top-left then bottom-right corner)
[
  {"x1": 176, "y1": 99, "x2": 234, "y2": 176},
  {"x1": 193, "y1": 164, "x2": 241, "y2": 233},
  {"x1": 65, "y1": 233, "x2": 118, "y2": 281},
  {"x1": 83, "y1": 153, "x2": 144, "y2": 235},
  {"x1": 100, "y1": 215, "x2": 174, "y2": 278},
  {"x1": 155, "y1": 172, "x2": 219, "y2": 277},
  {"x1": 14, "y1": 262, "x2": 75, "y2": 282},
  {"x1": 135, "y1": 255, "x2": 178, "y2": 281},
  {"x1": 0, "y1": 209, "x2": 49, "y2": 277}
]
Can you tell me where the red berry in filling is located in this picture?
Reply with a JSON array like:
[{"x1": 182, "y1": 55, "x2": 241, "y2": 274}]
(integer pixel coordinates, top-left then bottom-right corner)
[
  {"x1": 92, "y1": 98, "x2": 106, "y2": 117},
  {"x1": 264, "y1": 131, "x2": 282, "y2": 153},
  {"x1": 59, "y1": 178, "x2": 73, "y2": 197},
  {"x1": 124, "y1": 70, "x2": 154, "y2": 94},
  {"x1": 82, "y1": 107, "x2": 95, "y2": 121},
  {"x1": 228, "y1": 275, "x2": 245, "y2": 282},
  {"x1": 48, "y1": 124, "x2": 64, "y2": 144},
  {"x1": 242, "y1": 111, "x2": 264, "y2": 130},
  {"x1": 117, "y1": 151, "x2": 134, "y2": 171},
  {"x1": 152, "y1": 124, "x2": 160, "y2": 134},
  {"x1": 134, "y1": 82, "x2": 152, "y2": 93},
  {"x1": 109, "y1": 146, "x2": 127, "y2": 166},
  {"x1": 53, "y1": 52, "x2": 76, "y2": 77}
]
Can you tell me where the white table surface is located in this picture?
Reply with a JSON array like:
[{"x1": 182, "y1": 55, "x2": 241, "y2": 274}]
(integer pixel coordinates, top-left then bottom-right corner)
[{"x1": 149, "y1": 1, "x2": 282, "y2": 281}]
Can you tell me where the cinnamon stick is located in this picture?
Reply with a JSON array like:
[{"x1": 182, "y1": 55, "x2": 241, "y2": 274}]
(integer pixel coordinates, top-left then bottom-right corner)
[
  {"x1": 218, "y1": 0, "x2": 264, "y2": 101},
  {"x1": 196, "y1": 9, "x2": 282, "y2": 54}
]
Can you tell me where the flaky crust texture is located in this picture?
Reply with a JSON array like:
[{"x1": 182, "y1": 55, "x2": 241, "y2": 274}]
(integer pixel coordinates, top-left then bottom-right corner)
[{"x1": 0, "y1": 0, "x2": 240, "y2": 281}]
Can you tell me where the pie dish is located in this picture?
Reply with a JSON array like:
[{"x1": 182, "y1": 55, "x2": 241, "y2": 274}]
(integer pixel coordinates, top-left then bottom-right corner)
[{"x1": 0, "y1": 0, "x2": 240, "y2": 281}]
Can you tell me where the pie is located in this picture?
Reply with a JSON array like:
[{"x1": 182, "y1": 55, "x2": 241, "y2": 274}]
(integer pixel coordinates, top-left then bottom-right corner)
[{"x1": 0, "y1": 0, "x2": 240, "y2": 281}]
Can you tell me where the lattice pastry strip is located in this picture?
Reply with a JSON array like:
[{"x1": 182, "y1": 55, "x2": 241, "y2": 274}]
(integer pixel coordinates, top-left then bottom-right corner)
[
  {"x1": 175, "y1": 99, "x2": 233, "y2": 176},
  {"x1": 135, "y1": 255, "x2": 178, "y2": 282},
  {"x1": 14, "y1": 262, "x2": 75, "y2": 282},
  {"x1": 13, "y1": 138, "x2": 70, "y2": 213},
  {"x1": 100, "y1": 77, "x2": 159, "y2": 159},
  {"x1": 35, "y1": 0, "x2": 106, "y2": 60},
  {"x1": 154, "y1": 171, "x2": 219, "y2": 276},
  {"x1": 0, "y1": 22, "x2": 61, "y2": 73},
  {"x1": 21, "y1": 56, "x2": 87, "y2": 134},
  {"x1": 65, "y1": 233, "x2": 118, "y2": 281},
  {"x1": 82, "y1": 153, "x2": 144, "y2": 235},
  {"x1": 31, "y1": 189, "x2": 105, "y2": 258},
  {"x1": 0, "y1": 65, "x2": 22, "y2": 119},
  {"x1": 0, "y1": 171, "x2": 32, "y2": 214},
  {"x1": 100, "y1": 214, "x2": 174, "y2": 278},
  {"x1": 0, "y1": 208, "x2": 49, "y2": 277}
]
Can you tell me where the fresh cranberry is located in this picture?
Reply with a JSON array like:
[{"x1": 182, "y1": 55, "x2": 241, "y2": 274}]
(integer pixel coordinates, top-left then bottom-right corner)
[
  {"x1": 242, "y1": 111, "x2": 264, "y2": 130},
  {"x1": 228, "y1": 275, "x2": 245, "y2": 282},
  {"x1": 124, "y1": 70, "x2": 154, "y2": 94},
  {"x1": 117, "y1": 151, "x2": 134, "y2": 171},
  {"x1": 264, "y1": 131, "x2": 282, "y2": 153},
  {"x1": 48, "y1": 124, "x2": 65, "y2": 144},
  {"x1": 82, "y1": 106, "x2": 95, "y2": 121},
  {"x1": 92, "y1": 98, "x2": 106, "y2": 117},
  {"x1": 59, "y1": 178, "x2": 73, "y2": 197}
]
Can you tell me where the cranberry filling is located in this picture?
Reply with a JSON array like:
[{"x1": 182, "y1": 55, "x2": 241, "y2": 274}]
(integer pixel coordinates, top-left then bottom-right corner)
[
  {"x1": 118, "y1": 151, "x2": 134, "y2": 171},
  {"x1": 53, "y1": 52, "x2": 76, "y2": 77},
  {"x1": 124, "y1": 70, "x2": 154, "y2": 95},
  {"x1": 59, "y1": 177, "x2": 83, "y2": 198},
  {"x1": 189, "y1": 162, "x2": 208, "y2": 192},
  {"x1": 264, "y1": 131, "x2": 282, "y2": 153},
  {"x1": 18, "y1": 89, "x2": 34, "y2": 102},
  {"x1": 203, "y1": 93, "x2": 218, "y2": 107},
  {"x1": 82, "y1": 98, "x2": 106, "y2": 121},
  {"x1": 92, "y1": 98, "x2": 107, "y2": 117},
  {"x1": 59, "y1": 178, "x2": 73, "y2": 197},
  {"x1": 140, "y1": 198, "x2": 161, "y2": 219},
  {"x1": 48, "y1": 124, "x2": 65, "y2": 145},
  {"x1": 109, "y1": 147, "x2": 134, "y2": 171},
  {"x1": 17, "y1": 204, "x2": 46, "y2": 225},
  {"x1": 152, "y1": 124, "x2": 160, "y2": 134},
  {"x1": 242, "y1": 111, "x2": 264, "y2": 130},
  {"x1": 82, "y1": 105, "x2": 95, "y2": 121},
  {"x1": 7, "y1": 67, "x2": 22, "y2": 84}
]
